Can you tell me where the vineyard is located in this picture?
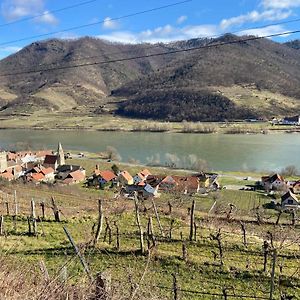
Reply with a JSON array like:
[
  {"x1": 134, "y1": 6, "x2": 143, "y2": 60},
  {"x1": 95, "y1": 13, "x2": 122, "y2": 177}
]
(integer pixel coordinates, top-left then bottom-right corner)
[{"x1": 0, "y1": 175, "x2": 299, "y2": 300}]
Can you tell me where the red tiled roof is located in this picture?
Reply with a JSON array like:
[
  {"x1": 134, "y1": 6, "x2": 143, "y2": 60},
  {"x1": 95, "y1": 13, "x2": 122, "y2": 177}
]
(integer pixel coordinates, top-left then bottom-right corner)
[
  {"x1": 140, "y1": 169, "x2": 151, "y2": 177},
  {"x1": 120, "y1": 170, "x2": 133, "y2": 182},
  {"x1": 34, "y1": 150, "x2": 52, "y2": 158},
  {"x1": 30, "y1": 173, "x2": 45, "y2": 181},
  {"x1": 67, "y1": 170, "x2": 85, "y2": 181},
  {"x1": 41, "y1": 167, "x2": 54, "y2": 176},
  {"x1": 98, "y1": 170, "x2": 116, "y2": 182},
  {"x1": 0, "y1": 172, "x2": 14, "y2": 181}
]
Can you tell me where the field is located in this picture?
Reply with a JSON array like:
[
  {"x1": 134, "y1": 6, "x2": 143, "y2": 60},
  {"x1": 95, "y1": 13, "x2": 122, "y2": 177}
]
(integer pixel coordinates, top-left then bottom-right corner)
[
  {"x1": 0, "y1": 160, "x2": 299, "y2": 299},
  {"x1": 1, "y1": 107, "x2": 300, "y2": 135}
]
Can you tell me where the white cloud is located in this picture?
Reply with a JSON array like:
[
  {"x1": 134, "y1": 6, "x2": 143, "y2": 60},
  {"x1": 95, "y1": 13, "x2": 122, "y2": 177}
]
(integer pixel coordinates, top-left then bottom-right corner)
[
  {"x1": 220, "y1": 9, "x2": 292, "y2": 30},
  {"x1": 262, "y1": 0, "x2": 300, "y2": 9},
  {"x1": 35, "y1": 11, "x2": 58, "y2": 25},
  {"x1": 177, "y1": 15, "x2": 187, "y2": 24},
  {"x1": 239, "y1": 25, "x2": 288, "y2": 37},
  {"x1": 1, "y1": 0, "x2": 58, "y2": 25},
  {"x1": 103, "y1": 17, "x2": 119, "y2": 30},
  {"x1": 98, "y1": 24, "x2": 219, "y2": 44}
]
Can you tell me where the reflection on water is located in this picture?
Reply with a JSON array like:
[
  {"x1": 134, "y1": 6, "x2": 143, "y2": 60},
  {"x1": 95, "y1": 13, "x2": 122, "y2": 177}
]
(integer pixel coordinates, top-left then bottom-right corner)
[{"x1": 0, "y1": 129, "x2": 298, "y2": 171}]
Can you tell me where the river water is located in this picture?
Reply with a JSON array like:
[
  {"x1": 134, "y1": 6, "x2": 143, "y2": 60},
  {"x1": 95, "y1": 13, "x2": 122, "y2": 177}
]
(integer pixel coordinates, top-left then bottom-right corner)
[{"x1": 0, "y1": 129, "x2": 298, "y2": 172}]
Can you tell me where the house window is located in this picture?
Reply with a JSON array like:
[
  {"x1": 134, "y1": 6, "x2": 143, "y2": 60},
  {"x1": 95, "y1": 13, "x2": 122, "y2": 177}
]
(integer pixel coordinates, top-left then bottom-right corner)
[{"x1": 288, "y1": 199, "x2": 294, "y2": 204}]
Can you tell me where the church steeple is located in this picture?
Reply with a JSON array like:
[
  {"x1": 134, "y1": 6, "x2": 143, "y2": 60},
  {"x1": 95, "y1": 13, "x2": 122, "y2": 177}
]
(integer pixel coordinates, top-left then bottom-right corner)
[{"x1": 57, "y1": 142, "x2": 65, "y2": 166}]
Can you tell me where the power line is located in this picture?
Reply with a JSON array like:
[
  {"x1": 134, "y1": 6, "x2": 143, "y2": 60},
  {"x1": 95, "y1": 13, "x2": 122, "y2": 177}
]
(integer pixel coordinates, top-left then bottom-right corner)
[
  {"x1": 0, "y1": 0, "x2": 192, "y2": 48},
  {"x1": 10, "y1": 15, "x2": 300, "y2": 71},
  {"x1": 0, "y1": 0, "x2": 100, "y2": 29},
  {"x1": 0, "y1": 29, "x2": 300, "y2": 77}
]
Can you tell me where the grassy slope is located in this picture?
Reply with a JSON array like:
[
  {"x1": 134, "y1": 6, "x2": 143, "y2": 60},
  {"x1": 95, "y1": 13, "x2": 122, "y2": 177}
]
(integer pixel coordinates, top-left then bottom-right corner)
[{"x1": 0, "y1": 159, "x2": 299, "y2": 299}]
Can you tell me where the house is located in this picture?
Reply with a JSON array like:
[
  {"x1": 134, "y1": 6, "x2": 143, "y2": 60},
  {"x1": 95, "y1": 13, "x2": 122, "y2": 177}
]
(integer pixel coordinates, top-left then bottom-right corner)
[
  {"x1": 159, "y1": 175, "x2": 178, "y2": 191},
  {"x1": 0, "y1": 171, "x2": 14, "y2": 181},
  {"x1": 293, "y1": 181, "x2": 300, "y2": 194},
  {"x1": 44, "y1": 155, "x2": 59, "y2": 170},
  {"x1": 43, "y1": 143, "x2": 65, "y2": 171},
  {"x1": 28, "y1": 172, "x2": 45, "y2": 183},
  {"x1": 144, "y1": 184, "x2": 160, "y2": 198},
  {"x1": 281, "y1": 191, "x2": 300, "y2": 209},
  {"x1": 40, "y1": 167, "x2": 55, "y2": 183},
  {"x1": 0, "y1": 152, "x2": 7, "y2": 173},
  {"x1": 197, "y1": 173, "x2": 211, "y2": 189},
  {"x1": 173, "y1": 176, "x2": 201, "y2": 194},
  {"x1": 63, "y1": 170, "x2": 86, "y2": 185},
  {"x1": 94, "y1": 170, "x2": 117, "y2": 189},
  {"x1": 133, "y1": 169, "x2": 151, "y2": 184},
  {"x1": 56, "y1": 165, "x2": 84, "y2": 180},
  {"x1": 5, "y1": 163, "x2": 23, "y2": 179},
  {"x1": 261, "y1": 174, "x2": 286, "y2": 191},
  {"x1": 125, "y1": 183, "x2": 160, "y2": 198},
  {"x1": 118, "y1": 170, "x2": 134, "y2": 186}
]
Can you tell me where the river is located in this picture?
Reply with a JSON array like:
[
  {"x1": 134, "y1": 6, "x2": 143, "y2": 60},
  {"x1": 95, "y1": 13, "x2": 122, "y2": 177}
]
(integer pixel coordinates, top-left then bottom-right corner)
[{"x1": 0, "y1": 129, "x2": 298, "y2": 172}]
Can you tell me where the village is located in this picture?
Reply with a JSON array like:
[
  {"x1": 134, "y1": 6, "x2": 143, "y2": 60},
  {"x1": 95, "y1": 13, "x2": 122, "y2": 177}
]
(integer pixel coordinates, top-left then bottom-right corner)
[{"x1": 0, "y1": 143, "x2": 299, "y2": 214}]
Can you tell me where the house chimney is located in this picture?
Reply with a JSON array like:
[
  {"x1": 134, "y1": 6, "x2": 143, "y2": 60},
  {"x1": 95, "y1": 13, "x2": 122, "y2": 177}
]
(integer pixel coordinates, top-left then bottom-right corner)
[{"x1": 95, "y1": 164, "x2": 99, "y2": 170}]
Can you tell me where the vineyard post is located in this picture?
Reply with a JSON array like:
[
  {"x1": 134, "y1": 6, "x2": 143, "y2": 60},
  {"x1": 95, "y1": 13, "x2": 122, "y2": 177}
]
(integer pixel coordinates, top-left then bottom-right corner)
[
  {"x1": 189, "y1": 200, "x2": 195, "y2": 241},
  {"x1": 0, "y1": 215, "x2": 4, "y2": 236},
  {"x1": 93, "y1": 199, "x2": 104, "y2": 246},
  {"x1": 63, "y1": 226, "x2": 93, "y2": 282},
  {"x1": 40, "y1": 202, "x2": 46, "y2": 220},
  {"x1": 269, "y1": 249, "x2": 277, "y2": 300},
  {"x1": 51, "y1": 197, "x2": 60, "y2": 222},
  {"x1": 134, "y1": 193, "x2": 144, "y2": 254},
  {"x1": 152, "y1": 199, "x2": 164, "y2": 237},
  {"x1": 240, "y1": 222, "x2": 247, "y2": 247},
  {"x1": 13, "y1": 190, "x2": 18, "y2": 216},
  {"x1": 172, "y1": 273, "x2": 179, "y2": 300}
]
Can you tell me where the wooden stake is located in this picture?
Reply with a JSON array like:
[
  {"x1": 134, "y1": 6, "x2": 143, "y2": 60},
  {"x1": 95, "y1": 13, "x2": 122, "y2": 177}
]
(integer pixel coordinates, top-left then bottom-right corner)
[
  {"x1": 5, "y1": 202, "x2": 9, "y2": 216},
  {"x1": 172, "y1": 273, "x2": 179, "y2": 300},
  {"x1": 134, "y1": 193, "x2": 144, "y2": 254},
  {"x1": 51, "y1": 197, "x2": 60, "y2": 222},
  {"x1": 63, "y1": 226, "x2": 93, "y2": 282},
  {"x1": 93, "y1": 199, "x2": 104, "y2": 246},
  {"x1": 193, "y1": 222, "x2": 197, "y2": 242},
  {"x1": 40, "y1": 202, "x2": 46, "y2": 220},
  {"x1": 151, "y1": 199, "x2": 164, "y2": 237},
  {"x1": 240, "y1": 222, "x2": 247, "y2": 247},
  {"x1": 114, "y1": 221, "x2": 120, "y2": 251},
  {"x1": 39, "y1": 260, "x2": 50, "y2": 282},
  {"x1": 169, "y1": 219, "x2": 175, "y2": 240},
  {"x1": 269, "y1": 249, "x2": 277, "y2": 300},
  {"x1": 147, "y1": 217, "x2": 156, "y2": 248},
  {"x1": 182, "y1": 242, "x2": 187, "y2": 262},
  {"x1": 189, "y1": 200, "x2": 195, "y2": 241},
  {"x1": 0, "y1": 216, "x2": 4, "y2": 236},
  {"x1": 31, "y1": 199, "x2": 36, "y2": 219},
  {"x1": 13, "y1": 190, "x2": 18, "y2": 216},
  {"x1": 27, "y1": 216, "x2": 32, "y2": 235}
]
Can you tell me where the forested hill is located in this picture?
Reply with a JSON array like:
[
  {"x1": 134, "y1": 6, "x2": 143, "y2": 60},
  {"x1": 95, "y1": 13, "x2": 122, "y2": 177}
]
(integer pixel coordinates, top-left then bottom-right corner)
[{"x1": 1, "y1": 35, "x2": 300, "y2": 121}]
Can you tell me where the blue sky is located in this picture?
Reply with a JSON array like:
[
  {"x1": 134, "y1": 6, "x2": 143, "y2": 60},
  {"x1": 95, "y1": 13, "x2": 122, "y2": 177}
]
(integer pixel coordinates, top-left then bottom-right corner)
[{"x1": 0, "y1": 0, "x2": 300, "y2": 58}]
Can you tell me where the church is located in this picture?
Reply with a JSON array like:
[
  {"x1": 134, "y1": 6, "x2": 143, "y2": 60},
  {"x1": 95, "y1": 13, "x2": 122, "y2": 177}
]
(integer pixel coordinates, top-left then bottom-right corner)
[{"x1": 43, "y1": 142, "x2": 65, "y2": 170}]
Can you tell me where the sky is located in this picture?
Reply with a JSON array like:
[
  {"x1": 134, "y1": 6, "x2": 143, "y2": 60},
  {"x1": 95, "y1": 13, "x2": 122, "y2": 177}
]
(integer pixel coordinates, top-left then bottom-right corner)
[{"x1": 0, "y1": 0, "x2": 300, "y2": 58}]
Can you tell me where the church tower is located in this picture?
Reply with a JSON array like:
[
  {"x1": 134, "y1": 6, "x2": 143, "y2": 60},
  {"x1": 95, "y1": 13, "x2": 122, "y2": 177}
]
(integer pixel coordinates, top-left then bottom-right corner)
[{"x1": 57, "y1": 142, "x2": 65, "y2": 166}]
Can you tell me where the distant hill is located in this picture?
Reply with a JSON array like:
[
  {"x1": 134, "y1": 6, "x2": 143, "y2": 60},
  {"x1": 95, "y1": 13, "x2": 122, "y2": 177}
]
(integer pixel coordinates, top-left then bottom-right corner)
[{"x1": 1, "y1": 35, "x2": 300, "y2": 121}]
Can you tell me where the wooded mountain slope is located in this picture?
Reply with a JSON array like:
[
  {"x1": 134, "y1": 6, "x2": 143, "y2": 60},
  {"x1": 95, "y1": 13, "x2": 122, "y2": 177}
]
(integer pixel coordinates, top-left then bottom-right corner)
[{"x1": 1, "y1": 34, "x2": 300, "y2": 121}]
